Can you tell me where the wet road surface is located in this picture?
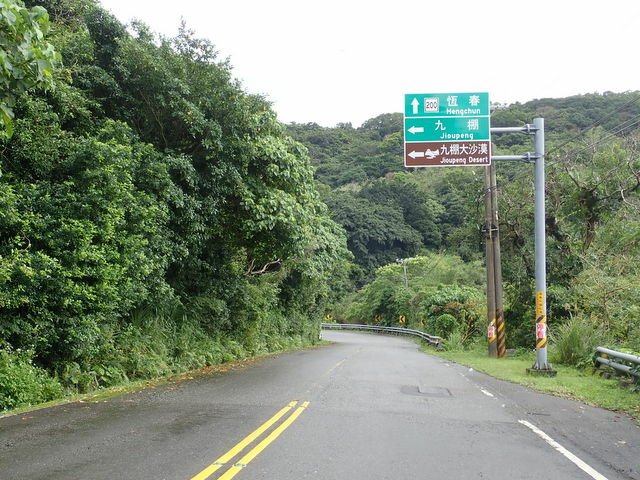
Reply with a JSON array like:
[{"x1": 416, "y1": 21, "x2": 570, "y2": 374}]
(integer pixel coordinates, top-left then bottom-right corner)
[{"x1": 1, "y1": 331, "x2": 639, "y2": 479}]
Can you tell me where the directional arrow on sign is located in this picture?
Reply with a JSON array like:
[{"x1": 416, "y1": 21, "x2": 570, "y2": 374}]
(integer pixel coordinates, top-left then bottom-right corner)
[
  {"x1": 407, "y1": 126, "x2": 424, "y2": 135},
  {"x1": 408, "y1": 150, "x2": 425, "y2": 159},
  {"x1": 411, "y1": 98, "x2": 419, "y2": 115}
]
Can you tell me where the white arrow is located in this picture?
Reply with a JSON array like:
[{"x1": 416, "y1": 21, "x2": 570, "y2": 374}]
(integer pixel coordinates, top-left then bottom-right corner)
[
  {"x1": 408, "y1": 150, "x2": 425, "y2": 159},
  {"x1": 407, "y1": 126, "x2": 424, "y2": 135},
  {"x1": 411, "y1": 98, "x2": 419, "y2": 115}
]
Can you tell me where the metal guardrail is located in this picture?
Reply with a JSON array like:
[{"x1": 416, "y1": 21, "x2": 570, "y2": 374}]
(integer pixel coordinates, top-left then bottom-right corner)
[
  {"x1": 594, "y1": 347, "x2": 640, "y2": 383},
  {"x1": 321, "y1": 323, "x2": 442, "y2": 347}
]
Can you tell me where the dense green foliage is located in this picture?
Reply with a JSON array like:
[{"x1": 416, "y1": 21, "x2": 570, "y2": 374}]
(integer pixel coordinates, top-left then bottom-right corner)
[
  {"x1": 0, "y1": 346, "x2": 63, "y2": 408},
  {"x1": 0, "y1": 0, "x2": 59, "y2": 139},
  {"x1": 0, "y1": 0, "x2": 350, "y2": 410},
  {"x1": 289, "y1": 93, "x2": 640, "y2": 364},
  {"x1": 341, "y1": 254, "x2": 484, "y2": 333}
]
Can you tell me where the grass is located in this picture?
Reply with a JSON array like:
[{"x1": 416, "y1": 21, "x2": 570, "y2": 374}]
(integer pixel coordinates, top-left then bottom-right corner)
[
  {"x1": 0, "y1": 355, "x2": 263, "y2": 419},
  {"x1": 426, "y1": 344, "x2": 640, "y2": 423},
  {"x1": 1, "y1": 340, "x2": 333, "y2": 419}
]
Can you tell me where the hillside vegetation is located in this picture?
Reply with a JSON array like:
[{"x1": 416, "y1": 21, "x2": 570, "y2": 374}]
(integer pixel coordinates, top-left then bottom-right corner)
[
  {"x1": 1, "y1": 0, "x2": 638, "y2": 411},
  {"x1": 288, "y1": 93, "x2": 640, "y2": 363}
]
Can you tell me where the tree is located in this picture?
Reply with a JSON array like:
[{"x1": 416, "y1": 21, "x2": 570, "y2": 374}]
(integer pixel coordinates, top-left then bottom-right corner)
[
  {"x1": 359, "y1": 174, "x2": 443, "y2": 248},
  {"x1": 341, "y1": 253, "x2": 484, "y2": 332},
  {"x1": 0, "y1": 1, "x2": 352, "y2": 397},
  {"x1": 324, "y1": 190, "x2": 422, "y2": 281},
  {"x1": 0, "y1": 0, "x2": 59, "y2": 139}
]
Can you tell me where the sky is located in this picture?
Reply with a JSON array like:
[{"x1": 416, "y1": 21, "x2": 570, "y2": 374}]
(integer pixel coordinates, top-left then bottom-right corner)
[{"x1": 97, "y1": 0, "x2": 639, "y2": 127}]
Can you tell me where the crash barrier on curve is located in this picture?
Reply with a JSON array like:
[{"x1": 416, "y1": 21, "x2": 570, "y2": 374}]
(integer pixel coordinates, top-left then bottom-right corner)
[
  {"x1": 594, "y1": 347, "x2": 640, "y2": 385},
  {"x1": 321, "y1": 323, "x2": 442, "y2": 348}
]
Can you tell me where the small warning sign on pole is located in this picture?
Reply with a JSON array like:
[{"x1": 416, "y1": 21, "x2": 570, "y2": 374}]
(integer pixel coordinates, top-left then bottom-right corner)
[
  {"x1": 536, "y1": 291, "x2": 545, "y2": 319},
  {"x1": 487, "y1": 324, "x2": 496, "y2": 339},
  {"x1": 536, "y1": 322, "x2": 546, "y2": 339}
]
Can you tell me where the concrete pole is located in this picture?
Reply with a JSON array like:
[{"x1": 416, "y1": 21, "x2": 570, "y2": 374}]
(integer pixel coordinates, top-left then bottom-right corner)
[
  {"x1": 484, "y1": 165, "x2": 497, "y2": 357},
  {"x1": 402, "y1": 261, "x2": 408, "y2": 289},
  {"x1": 490, "y1": 163, "x2": 506, "y2": 358}
]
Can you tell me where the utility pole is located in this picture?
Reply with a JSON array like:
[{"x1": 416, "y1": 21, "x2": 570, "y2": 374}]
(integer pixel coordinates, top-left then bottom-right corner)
[
  {"x1": 484, "y1": 162, "x2": 505, "y2": 358},
  {"x1": 490, "y1": 163, "x2": 506, "y2": 357},
  {"x1": 484, "y1": 165, "x2": 498, "y2": 357},
  {"x1": 396, "y1": 258, "x2": 408, "y2": 288}
]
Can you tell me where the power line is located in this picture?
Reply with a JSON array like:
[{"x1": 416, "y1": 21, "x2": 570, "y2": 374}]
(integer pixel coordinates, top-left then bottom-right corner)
[
  {"x1": 492, "y1": 109, "x2": 640, "y2": 190},
  {"x1": 558, "y1": 114, "x2": 640, "y2": 161},
  {"x1": 546, "y1": 92, "x2": 640, "y2": 158}
]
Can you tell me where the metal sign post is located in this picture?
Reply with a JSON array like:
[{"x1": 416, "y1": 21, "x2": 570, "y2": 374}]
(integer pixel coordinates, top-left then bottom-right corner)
[
  {"x1": 490, "y1": 119, "x2": 556, "y2": 375},
  {"x1": 529, "y1": 118, "x2": 555, "y2": 374}
]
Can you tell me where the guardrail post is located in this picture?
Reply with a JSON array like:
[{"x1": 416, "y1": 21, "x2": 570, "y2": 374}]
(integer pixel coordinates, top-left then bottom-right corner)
[{"x1": 594, "y1": 347, "x2": 640, "y2": 385}]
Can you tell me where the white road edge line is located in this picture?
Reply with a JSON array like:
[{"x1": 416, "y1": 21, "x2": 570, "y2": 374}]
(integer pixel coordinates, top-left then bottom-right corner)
[
  {"x1": 480, "y1": 389, "x2": 494, "y2": 398},
  {"x1": 518, "y1": 420, "x2": 609, "y2": 480}
]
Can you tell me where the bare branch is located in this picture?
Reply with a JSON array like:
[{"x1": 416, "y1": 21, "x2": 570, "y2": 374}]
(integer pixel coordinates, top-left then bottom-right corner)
[{"x1": 246, "y1": 259, "x2": 282, "y2": 276}]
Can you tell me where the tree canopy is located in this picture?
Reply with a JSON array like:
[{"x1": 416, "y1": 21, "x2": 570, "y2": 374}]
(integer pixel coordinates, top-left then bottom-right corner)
[{"x1": 0, "y1": 0, "x2": 351, "y2": 408}]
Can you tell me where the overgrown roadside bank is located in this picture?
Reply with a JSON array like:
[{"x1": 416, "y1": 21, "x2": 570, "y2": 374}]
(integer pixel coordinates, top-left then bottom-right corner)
[{"x1": 1, "y1": 337, "x2": 329, "y2": 418}]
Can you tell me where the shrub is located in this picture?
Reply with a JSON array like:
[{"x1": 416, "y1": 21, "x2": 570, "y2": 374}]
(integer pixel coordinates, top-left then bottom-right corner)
[
  {"x1": 422, "y1": 285, "x2": 483, "y2": 343},
  {"x1": 443, "y1": 327, "x2": 466, "y2": 351},
  {"x1": 0, "y1": 347, "x2": 63, "y2": 410},
  {"x1": 429, "y1": 313, "x2": 458, "y2": 338},
  {"x1": 551, "y1": 315, "x2": 606, "y2": 368}
]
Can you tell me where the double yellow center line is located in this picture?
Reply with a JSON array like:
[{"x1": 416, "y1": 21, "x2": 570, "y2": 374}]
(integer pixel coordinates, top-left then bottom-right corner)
[{"x1": 190, "y1": 401, "x2": 310, "y2": 480}]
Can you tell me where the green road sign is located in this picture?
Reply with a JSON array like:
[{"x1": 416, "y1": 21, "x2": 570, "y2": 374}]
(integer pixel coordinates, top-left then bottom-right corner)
[
  {"x1": 404, "y1": 92, "x2": 491, "y2": 167},
  {"x1": 405, "y1": 116, "x2": 490, "y2": 142},
  {"x1": 404, "y1": 92, "x2": 490, "y2": 117}
]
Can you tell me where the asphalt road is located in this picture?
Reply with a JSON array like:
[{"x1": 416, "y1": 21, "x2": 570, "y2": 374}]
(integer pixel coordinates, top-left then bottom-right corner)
[{"x1": 1, "y1": 331, "x2": 639, "y2": 480}]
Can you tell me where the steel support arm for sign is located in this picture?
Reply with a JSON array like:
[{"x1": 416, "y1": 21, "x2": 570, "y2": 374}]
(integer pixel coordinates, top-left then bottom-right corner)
[
  {"x1": 490, "y1": 126, "x2": 538, "y2": 162},
  {"x1": 490, "y1": 125, "x2": 537, "y2": 134},
  {"x1": 491, "y1": 154, "x2": 538, "y2": 162}
]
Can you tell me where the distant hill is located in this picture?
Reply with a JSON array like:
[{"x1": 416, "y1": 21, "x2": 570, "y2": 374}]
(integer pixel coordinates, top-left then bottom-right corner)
[{"x1": 288, "y1": 92, "x2": 640, "y2": 187}]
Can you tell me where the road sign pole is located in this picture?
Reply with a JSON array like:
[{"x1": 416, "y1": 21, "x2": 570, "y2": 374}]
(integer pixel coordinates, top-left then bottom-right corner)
[
  {"x1": 489, "y1": 121, "x2": 554, "y2": 371},
  {"x1": 529, "y1": 117, "x2": 555, "y2": 375},
  {"x1": 406, "y1": 95, "x2": 553, "y2": 371}
]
